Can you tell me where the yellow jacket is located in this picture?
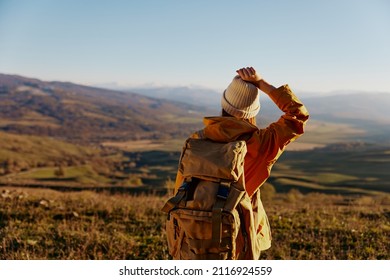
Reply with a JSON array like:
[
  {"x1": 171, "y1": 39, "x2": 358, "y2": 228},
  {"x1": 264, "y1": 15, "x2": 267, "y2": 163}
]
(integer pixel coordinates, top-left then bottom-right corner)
[{"x1": 174, "y1": 84, "x2": 309, "y2": 251}]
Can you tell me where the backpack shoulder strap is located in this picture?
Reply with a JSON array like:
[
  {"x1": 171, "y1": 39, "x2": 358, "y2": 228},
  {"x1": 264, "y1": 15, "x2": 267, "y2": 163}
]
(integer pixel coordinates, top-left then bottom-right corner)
[{"x1": 193, "y1": 129, "x2": 205, "y2": 139}]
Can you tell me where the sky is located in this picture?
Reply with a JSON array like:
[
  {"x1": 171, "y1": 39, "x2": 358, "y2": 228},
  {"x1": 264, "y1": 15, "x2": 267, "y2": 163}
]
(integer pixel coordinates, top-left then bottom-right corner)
[{"x1": 0, "y1": 0, "x2": 389, "y2": 94}]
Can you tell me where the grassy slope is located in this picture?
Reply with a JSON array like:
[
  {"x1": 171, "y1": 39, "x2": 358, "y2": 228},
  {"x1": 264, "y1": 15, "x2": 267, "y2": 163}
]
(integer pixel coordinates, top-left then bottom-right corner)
[
  {"x1": 0, "y1": 187, "x2": 168, "y2": 259},
  {"x1": 0, "y1": 187, "x2": 388, "y2": 260},
  {"x1": 0, "y1": 132, "x2": 129, "y2": 187},
  {"x1": 0, "y1": 75, "x2": 206, "y2": 142},
  {"x1": 0, "y1": 132, "x2": 175, "y2": 189},
  {"x1": 0, "y1": 131, "x2": 97, "y2": 165}
]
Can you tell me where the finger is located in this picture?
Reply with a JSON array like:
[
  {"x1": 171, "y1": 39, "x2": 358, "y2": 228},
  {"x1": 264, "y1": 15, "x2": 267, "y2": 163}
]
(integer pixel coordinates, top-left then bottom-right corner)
[
  {"x1": 243, "y1": 67, "x2": 255, "y2": 75},
  {"x1": 242, "y1": 68, "x2": 251, "y2": 77},
  {"x1": 236, "y1": 68, "x2": 245, "y2": 77}
]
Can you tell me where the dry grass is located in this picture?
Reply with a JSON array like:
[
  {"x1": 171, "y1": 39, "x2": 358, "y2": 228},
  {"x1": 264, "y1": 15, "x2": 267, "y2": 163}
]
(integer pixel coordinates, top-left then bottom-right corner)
[
  {"x1": 0, "y1": 187, "x2": 389, "y2": 260},
  {"x1": 0, "y1": 187, "x2": 168, "y2": 260},
  {"x1": 260, "y1": 191, "x2": 390, "y2": 260}
]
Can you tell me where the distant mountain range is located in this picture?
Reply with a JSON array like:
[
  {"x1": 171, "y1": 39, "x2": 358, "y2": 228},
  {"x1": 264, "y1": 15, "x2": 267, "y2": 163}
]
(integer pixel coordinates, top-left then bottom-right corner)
[
  {"x1": 111, "y1": 85, "x2": 389, "y2": 121},
  {"x1": 301, "y1": 93, "x2": 390, "y2": 124},
  {"x1": 0, "y1": 74, "x2": 211, "y2": 143},
  {"x1": 114, "y1": 84, "x2": 390, "y2": 127},
  {"x1": 1, "y1": 73, "x2": 389, "y2": 144},
  {"x1": 118, "y1": 86, "x2": 222, "y2": 110}
]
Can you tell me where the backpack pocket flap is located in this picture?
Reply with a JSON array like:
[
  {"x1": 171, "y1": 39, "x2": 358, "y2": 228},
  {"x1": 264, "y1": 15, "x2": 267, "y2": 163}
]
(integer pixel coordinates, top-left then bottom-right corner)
[
  {"x1": 170, "y1": 209, "x2": 236, "y2": 240},
  {"x1": 180, "y1": 139, "x2": 247, "y2": 182},
  {"x1": 223, "y1": 186, "x2": 246, "y2": 212},
  {"x1": 186, "y1": 180, "x2": 219, "y2": 210}
]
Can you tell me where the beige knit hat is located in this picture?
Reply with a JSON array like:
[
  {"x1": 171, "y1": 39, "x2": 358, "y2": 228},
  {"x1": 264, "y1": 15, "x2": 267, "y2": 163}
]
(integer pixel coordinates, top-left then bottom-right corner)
[{"x1": 221, "y1": 75, "x2": 260, "y2": 119}]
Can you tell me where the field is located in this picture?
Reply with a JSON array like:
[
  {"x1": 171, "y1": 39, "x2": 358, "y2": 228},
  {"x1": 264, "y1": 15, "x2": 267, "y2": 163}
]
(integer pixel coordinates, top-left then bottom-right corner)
[
  {"x1": 0, "y1": 186, "x2": 388, "y2": 260},
  {"x1": 273, "y1": 142, "x2": 390, "y2": 195},
  {"x1": 0, "y1": 122, "x2": 389, "y2": 260},
  {"x1": 2, "y1": 118, "x2": 389, "y2": 195}
]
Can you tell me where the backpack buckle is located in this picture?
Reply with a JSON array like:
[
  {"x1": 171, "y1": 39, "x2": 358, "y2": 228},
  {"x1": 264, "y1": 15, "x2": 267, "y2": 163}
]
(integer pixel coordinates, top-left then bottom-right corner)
[{"x1": 217, "y1": 181, "x2": 231, "y2": 200}]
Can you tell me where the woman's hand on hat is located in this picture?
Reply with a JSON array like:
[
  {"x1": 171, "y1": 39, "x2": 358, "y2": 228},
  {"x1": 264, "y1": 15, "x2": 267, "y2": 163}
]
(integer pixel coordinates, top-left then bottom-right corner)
[
  {"x1": 236, "y1": 67, "x2": 262, "y2": 86},
  {"x1": 236, "y1": 67, "x2": 276, "y2": 94}
]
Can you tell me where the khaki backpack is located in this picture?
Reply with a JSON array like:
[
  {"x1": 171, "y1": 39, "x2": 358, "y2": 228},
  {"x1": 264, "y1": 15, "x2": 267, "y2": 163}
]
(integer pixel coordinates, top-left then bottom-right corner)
[{"x1": 161, "y1": 137, "x2": 261, "y2": 260}]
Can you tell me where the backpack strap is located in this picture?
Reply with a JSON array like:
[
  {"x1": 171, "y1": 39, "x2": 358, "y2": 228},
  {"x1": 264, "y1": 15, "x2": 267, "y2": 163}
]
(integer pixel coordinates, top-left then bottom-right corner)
[
  {"x1": 211, "y1": 181, "x2": 231, "y2": 251},
  {"x1": 161, "y1": 178, "x2": 199, "y2": 214},
  {"x1": 194, "y1": 129, "x2": 205, "y2": 139},
  {"x1": 161, "y1": 185, "x2": 187, "y2": 214}
]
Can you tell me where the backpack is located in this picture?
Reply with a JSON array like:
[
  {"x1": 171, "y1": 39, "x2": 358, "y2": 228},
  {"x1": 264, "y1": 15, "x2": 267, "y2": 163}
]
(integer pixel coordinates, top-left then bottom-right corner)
[{"x1": 161, "y1": 137, "x2": 261, "y2": 260}]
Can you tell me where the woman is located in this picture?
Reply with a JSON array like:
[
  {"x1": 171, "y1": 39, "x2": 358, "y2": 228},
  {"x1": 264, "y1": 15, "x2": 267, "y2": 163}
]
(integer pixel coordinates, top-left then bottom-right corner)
[{"x1": 173, "y1": 66, "x2": 309, "y2": 256}]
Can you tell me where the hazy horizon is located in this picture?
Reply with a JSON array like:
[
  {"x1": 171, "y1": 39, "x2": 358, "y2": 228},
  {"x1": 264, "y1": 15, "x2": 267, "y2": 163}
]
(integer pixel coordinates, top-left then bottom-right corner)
[{"x1": 2, "y1": 71, "x2": 390, "y2": 99}]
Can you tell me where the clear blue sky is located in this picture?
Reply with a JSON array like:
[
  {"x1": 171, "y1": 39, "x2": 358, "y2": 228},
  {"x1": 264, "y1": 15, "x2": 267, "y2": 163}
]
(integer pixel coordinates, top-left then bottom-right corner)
[{"x1": 0, "y1": 0, "x2": 389, "y2": 94}]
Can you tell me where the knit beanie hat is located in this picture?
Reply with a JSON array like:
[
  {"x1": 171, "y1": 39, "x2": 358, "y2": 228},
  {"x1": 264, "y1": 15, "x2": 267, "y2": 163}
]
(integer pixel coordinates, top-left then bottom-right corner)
[{"x1": 221, "y1": 75, "x2": 260, "y2": 119}]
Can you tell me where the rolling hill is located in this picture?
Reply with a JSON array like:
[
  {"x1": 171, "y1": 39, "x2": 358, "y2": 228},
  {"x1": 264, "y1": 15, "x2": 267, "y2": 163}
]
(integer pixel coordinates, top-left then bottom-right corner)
[{"x1": 0, "y1": 74, "x2": 211, "y2": 143}]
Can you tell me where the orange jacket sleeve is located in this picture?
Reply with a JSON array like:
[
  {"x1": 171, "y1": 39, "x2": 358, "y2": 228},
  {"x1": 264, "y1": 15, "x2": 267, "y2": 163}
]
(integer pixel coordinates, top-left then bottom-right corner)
[
  {"x1": 259, "y1": 84, "x2": 309, "y2": 161},
  {"x1": 243, "y1": 84, "x2": 309, "y2": 196}
]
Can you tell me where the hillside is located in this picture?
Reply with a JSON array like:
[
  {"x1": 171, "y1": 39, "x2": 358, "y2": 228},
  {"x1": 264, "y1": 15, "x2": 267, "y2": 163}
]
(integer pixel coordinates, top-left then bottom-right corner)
[
  {"x1": 0, "y1": 74, "x2": 209, "y2": 143},
  {"x1": 0, "y1": 131, "x2": 155, "y2": 189},
  {"x1": 0, "y1": 131, "x2": 97, "y2": 170}
]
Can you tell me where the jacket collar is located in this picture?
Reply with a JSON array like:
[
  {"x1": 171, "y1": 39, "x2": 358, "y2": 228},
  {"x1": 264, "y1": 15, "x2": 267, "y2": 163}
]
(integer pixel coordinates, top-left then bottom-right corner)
[{"x1": 202, "y1": 116, "x2": 258, "y2": 142}]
